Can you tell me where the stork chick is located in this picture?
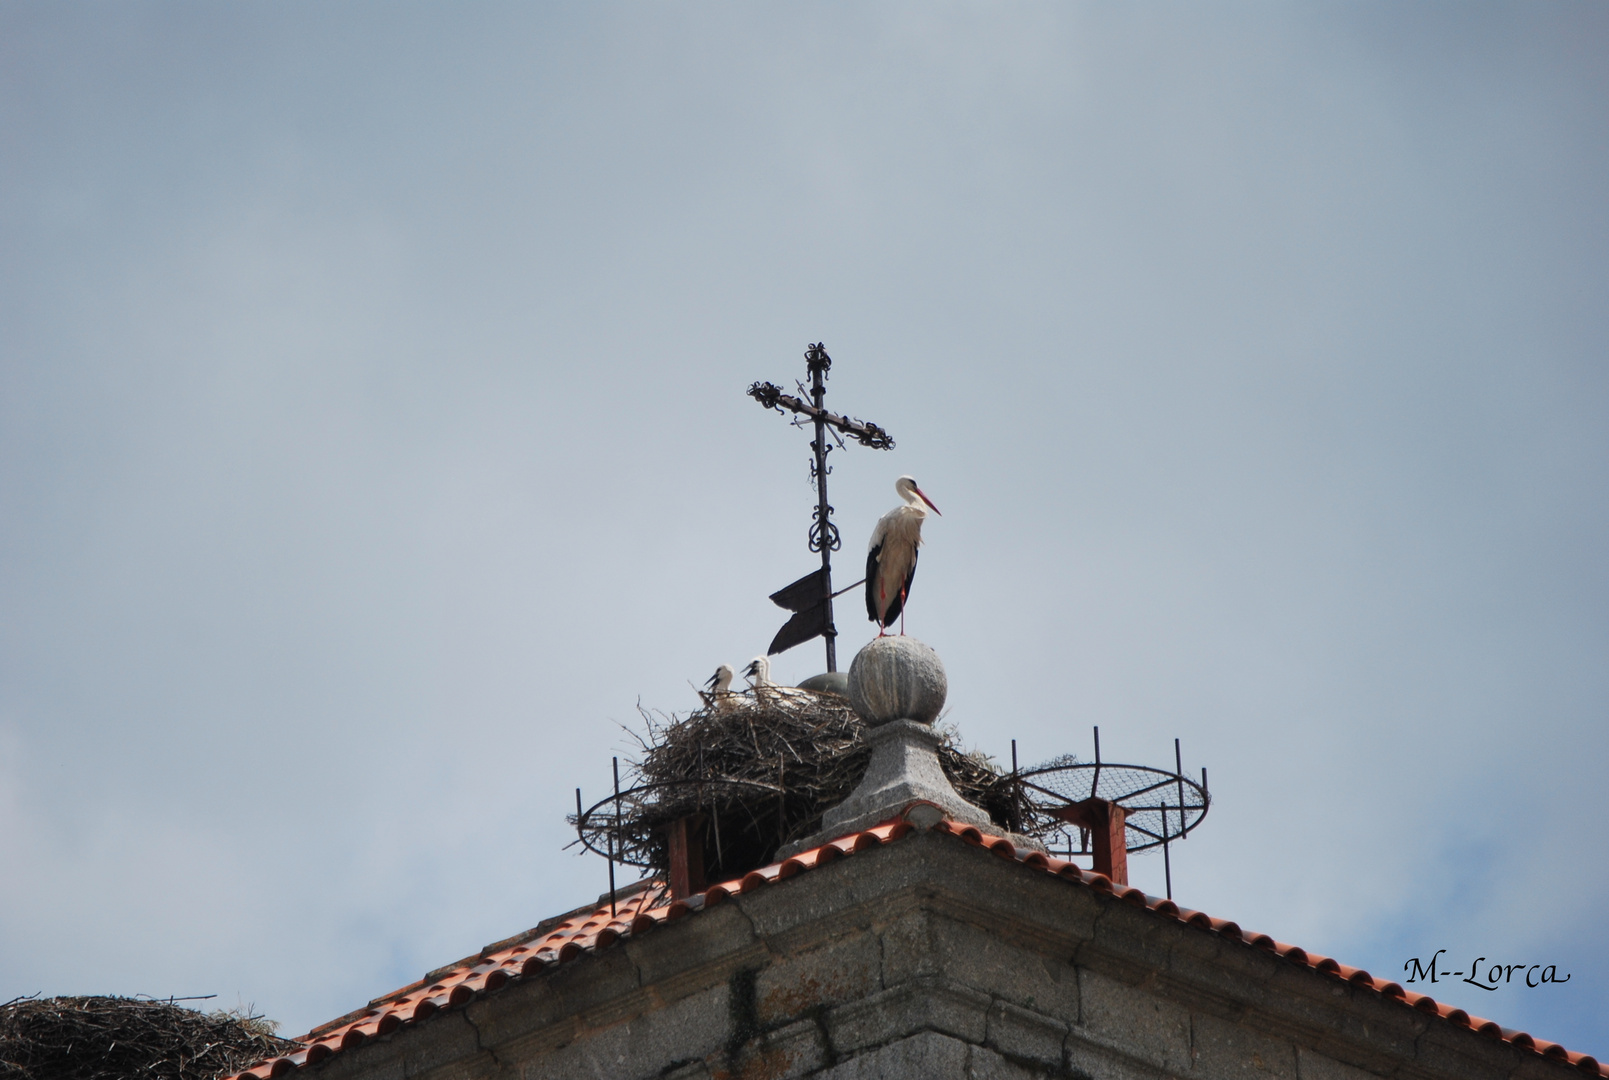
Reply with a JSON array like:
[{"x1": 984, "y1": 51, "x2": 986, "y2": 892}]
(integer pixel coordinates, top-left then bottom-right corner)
[
  {"x1": 700, "y1": 663, "x2": 736, "y2": 712},
  {"x1": 743, "y1": 656, "x2": 776, "y2": 704},
  {"x1": 744, "y1": 655, "x2": 808, "y2": 705}
]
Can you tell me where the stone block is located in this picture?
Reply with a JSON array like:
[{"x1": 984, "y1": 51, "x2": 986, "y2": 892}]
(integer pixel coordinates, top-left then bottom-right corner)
[
  {"x1": 1188, "y1": 1011, "x2": 1297, "y2": 1080},
  {"x1": 1073, "y1": 966, "x2": 1193, "y2": 1076},
  {"x1": 1292, "y1": 1047, "x2": 1389, "y2": 1080},
  {"x1": 1062, "y1": 1038, "x2": 1185, "y2": 1080},
  {"x1": 912, "y1": 835, "x2": 1100, "y2": 948},
  {"x1": 1079, "y1": 897, "x2": 1194, "y2": 990},
  {"x1": 982, "y1": 999, "x2": 1066, "y2": 1070},
  {"x1": 823, "y1": 980, "x2": 991, "y2": 1055},
  {"x1": 755, "y1": 928, "x2": 883, "y2": 1026},
  {"x1": 1284, "y1": 982, "x2": 1422, "y2": 1066},
  {"x1": 514, "y1": 978, "x2": 731, "y2": 1080},
  {"x1": 313, "y1": 1014, "x2": 490, "y2": 1080},
  {"x1": 964, "y1": 1042, "x2": 1054, "y2": 1080},
  {"x1": 815, "y1": 1030, "x2": 972, "y2": 1079},
  {"x1": 716, "y1": 1015, "x2": 830, "y2": 1080},
  {"x1": 626, "y1": 901, "x2": 763, "y2": 989},
  {"x1": 1410, "y1": 1023, "x2": 1522, "y2": 1080},
  {"x1": 736, "y1": 851, "x2": 904, "y2": 942},
  {"x1": 463, "y1": 945, "x2": 648, "y2": 1047},
  {"x1": 877, "y1": 905, "x2": 942, "y2": 985},
  {"x1": 311, "y1": 1036, "x2": 413, "y2": 1080},
  {"x1": 929, "y1": 914, "x2": 1080, "y2": 1022}
]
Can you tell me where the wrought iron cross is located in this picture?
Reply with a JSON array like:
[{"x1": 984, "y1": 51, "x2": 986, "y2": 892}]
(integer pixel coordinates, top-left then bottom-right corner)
[{"x1": 748, "y1": 343, "x2": 894, "y2": 672}]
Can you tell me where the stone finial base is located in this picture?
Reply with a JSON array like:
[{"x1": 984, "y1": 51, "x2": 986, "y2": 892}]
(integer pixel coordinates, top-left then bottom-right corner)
[
  {"x1": 778, "y1": 635, "x2": 1044, "y2": 858},
  {"x1": 778, "y1": 719, "x2": 995, "y2": 858},
  {"x1": 830, "y1": 719, "x2": 995, "y2": 834}
]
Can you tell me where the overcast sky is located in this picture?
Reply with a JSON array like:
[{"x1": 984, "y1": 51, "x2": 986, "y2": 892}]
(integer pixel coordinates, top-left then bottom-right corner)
[{"x1": 2, "y1": 1, "x2": 1605, "y2": 1054}]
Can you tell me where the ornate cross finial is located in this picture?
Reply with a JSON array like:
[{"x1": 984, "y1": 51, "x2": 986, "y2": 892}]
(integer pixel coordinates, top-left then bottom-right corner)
[{"x1": 747, "y1": 343, "x2": 894, "y2": 672}]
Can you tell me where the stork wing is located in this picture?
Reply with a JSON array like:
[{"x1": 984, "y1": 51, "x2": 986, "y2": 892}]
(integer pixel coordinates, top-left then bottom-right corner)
[
  {"x1": 866, "y1": 542, "x2": 919, "y2": 628},
  {"x1": 865, "y1": 544, "x2": 882, "y2": 623}
]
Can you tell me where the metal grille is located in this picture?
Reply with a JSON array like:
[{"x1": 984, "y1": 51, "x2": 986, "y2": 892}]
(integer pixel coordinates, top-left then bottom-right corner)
[{"x1": 1017, "y1": 754, "x2": 1209, "y2": 856}]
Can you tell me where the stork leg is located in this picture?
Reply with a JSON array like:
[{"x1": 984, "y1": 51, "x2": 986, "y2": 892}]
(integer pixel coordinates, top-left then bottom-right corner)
[{"x1": 899, "y1": 586, "x2": 908, "y2": 636}]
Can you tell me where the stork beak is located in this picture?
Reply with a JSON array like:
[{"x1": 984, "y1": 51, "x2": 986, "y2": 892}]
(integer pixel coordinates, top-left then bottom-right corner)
[
  {"x1": 705, "y1": 671, "x2": 719, "y2": 689},
  {"x1": 914, "y1": 485, "x2": 941, "y2": 515}
]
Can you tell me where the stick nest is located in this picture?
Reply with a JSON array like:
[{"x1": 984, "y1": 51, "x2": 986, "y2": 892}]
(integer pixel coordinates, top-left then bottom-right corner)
[
  {"x1": 579, "y1": 689, "x2": 1015, "y2": 881},
  {"x1": 0, "y1": 996, "x2": 296, "y2": 1080}
]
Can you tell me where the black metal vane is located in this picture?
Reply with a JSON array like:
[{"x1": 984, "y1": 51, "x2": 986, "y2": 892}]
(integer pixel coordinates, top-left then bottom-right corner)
[{"x1": 749, "y1": 344, "x2": 894, "y2": 672}]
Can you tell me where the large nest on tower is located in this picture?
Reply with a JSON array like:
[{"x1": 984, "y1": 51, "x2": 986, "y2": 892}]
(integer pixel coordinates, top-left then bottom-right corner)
[
  {"x1": 576, "y1": 689, "x2": 1017, "y2": 883},
  {"x1": 0, "y1": 995, "x2": 297, "y2": 1080}
]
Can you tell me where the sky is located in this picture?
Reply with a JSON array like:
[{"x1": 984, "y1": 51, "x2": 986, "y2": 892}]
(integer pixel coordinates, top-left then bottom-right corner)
[{"x1": 2, "y1": 0, "x2": 1605, "y2": 1055}]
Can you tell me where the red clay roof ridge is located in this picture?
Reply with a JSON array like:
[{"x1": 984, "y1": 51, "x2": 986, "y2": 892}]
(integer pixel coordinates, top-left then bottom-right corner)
[{"x1": 226, "y1": 809, "x2": 1606, "y2": 1080}]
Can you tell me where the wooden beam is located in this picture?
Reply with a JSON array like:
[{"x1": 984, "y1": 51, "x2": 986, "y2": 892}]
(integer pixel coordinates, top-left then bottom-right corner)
[
  {"x1": 1049, "y1": 798, "x2": 1129, "y2": 886},
  {"x1": 662, "y1": 815, "x2": 707, "y2": 900}
]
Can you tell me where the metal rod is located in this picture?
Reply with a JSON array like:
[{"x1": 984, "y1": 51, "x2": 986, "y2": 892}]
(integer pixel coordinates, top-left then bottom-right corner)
[
  {"x1": 1011, "y1": 739, "x2": 1020, "y2": 834},
  {"x1": 808, "y1": 347, "x2": 838, "y2": 672},
  {"x1": 711, "y1": 784, "x2": 724, "y2": 871},
  {"x1": 1097, "y1": 775, "x2": 1174, "y2": 801},
  {"x1": 1162, "y1": 803, "x2": 1173, "y2": 900},
  {"x1": 747, "y1": 382, "x2": 894, "y2": 448},
  {"x1": 1091, "y1": 726, "x2": 1102, "y2": 799},
  {"x1": 1175, "y1": 738, "x2": 1186, "y2": 839},
  {"x1": 609, "y1": 757, "x2": 621, "y2": 916}
]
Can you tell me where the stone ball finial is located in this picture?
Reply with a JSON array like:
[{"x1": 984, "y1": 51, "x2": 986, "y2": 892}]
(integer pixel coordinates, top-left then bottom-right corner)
[{"x1": 847, "y1": 636, "x2": 947, "y2": 725}]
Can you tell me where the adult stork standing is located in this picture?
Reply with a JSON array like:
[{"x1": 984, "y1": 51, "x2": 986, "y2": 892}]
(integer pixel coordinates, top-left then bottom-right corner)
[{"x1": 866, "y1": 475, "x2": 941, "y2": 635}]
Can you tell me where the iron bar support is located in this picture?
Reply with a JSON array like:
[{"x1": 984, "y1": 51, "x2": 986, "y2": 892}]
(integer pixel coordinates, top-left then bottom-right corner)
[
  {"x1": 1162, "y1": 803, "x2": 1173, "y2": 900},
  {"x1": 1091, "y1": 726, "x2": 1102, "y2": 800},
  {"x1": 609, "y1": 757, "x2": 621, "y2": 916},
  {"x1": 1175, "y1": 738, "x2": 1186, "y2": 839},
  {"x1": 808, "y1": 345, "x2": 838, "y2": 671}
]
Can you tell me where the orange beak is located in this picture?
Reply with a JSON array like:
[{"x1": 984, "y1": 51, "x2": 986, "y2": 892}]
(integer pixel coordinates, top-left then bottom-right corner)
[{"x1": 914, "y1": 486, "x2": 941, "y2": 515}]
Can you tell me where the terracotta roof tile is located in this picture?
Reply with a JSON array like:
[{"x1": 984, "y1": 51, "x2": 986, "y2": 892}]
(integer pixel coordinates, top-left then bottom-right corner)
[{"x1": 223, "y1": 812, "x2": 1605, "y2": 1079}]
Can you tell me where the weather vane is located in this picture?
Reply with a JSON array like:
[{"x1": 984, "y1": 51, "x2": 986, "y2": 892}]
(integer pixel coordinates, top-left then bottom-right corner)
[{"x1": 748, "y1": 343, "x2": 894, "y2": 672}]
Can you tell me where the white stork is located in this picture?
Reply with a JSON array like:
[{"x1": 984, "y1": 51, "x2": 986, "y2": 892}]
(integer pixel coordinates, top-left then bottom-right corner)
[
  {"x1": 743, "y1": 655, "x2": 808, "y2": 705},
  {"x1": 743, "y1": 655, "x2": 778, "y2": 703},
  {"x1": 700, "y1": 663, "x2": 736, "y2": 712},
  {"x1": 865, "y1": 475, "x2": 941, "y2": 635}
]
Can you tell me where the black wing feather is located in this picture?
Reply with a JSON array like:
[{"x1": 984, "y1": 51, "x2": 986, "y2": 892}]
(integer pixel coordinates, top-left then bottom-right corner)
[
  {"x1": 865, "y1": 544, "x2": 882, "y2": 623},
  {"x1": 866, "y1": 544, "x2": 919, "y2": 627}
]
